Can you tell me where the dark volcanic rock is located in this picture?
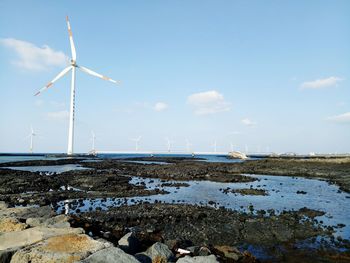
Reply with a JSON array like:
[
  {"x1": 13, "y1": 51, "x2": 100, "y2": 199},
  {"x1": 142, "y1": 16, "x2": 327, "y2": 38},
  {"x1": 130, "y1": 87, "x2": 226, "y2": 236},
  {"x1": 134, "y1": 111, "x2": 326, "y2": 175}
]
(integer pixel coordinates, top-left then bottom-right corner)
[{"x1": 75, "y1": 204, "x2": 327, "y2": 247}]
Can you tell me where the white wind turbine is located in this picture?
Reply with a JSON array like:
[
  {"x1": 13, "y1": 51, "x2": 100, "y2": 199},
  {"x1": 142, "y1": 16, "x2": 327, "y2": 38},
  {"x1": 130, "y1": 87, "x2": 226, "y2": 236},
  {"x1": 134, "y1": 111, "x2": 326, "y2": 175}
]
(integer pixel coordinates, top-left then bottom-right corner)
[
  {"x1": 185, "y1": 139, "x2": 192, "y2": 153},
  {"x1": 230, "y1": 142, "x2": 234, "y2": 152},
  {"x1": 25, "y1": 126, "x2": 36, "y2": 154},
  {"x1": 212, "y1": 140, "x2": 217, "y2": 153},
  {"x1": 91, "y1": 131, "x2": 96, "y2": 153},
  {"x1": 34, "y1": 16, "x2": 120, "y2": 155},
  {"x1": 130, "y1": 136, "x2": 142, "y2": 152},
  {"x1": 165, "y1": 137, "x2": 174, "y2": 152}
]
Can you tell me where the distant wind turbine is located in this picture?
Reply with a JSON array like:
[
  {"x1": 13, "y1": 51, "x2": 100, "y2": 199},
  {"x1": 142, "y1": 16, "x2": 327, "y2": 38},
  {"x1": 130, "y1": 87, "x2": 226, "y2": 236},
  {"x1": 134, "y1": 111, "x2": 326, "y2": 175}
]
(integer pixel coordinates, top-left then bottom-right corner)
[
  {"x1": 34, "y1": 16, "x2": 120, "y2": 155},
  {"x1": 165, "y1": 137, "x2": 174, "y2": 152},
  {"x1": 130, "y1": 136, "x2": 142, "y2": 152},
  {"x1": 91, "y1": 131, "x2": 96, "y2": 152},
  {"x1": 212, "y1": 140, "x2": 217, "y2": 153},
  {"x1": 25, "y1": 126, "x2": 36, "y2": 154},
  {"x1": 230, "y1": 142, "x2": 234, "y2": 152},
  {"x1": 185, "y1": 139, "x2": 192, "y2": 153}
]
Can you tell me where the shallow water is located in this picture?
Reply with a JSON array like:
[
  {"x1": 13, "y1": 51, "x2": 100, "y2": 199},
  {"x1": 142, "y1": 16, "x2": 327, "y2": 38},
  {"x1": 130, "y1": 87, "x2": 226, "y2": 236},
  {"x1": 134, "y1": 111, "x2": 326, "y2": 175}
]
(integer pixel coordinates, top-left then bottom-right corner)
[
  {"x1": 3, "y1": 164, "x2": 90, "y2": 174},
  {"x1": 0, "y1": 155, "x2": 67, "y2": 164},
  {"x1": 57, "y1": 174, "x2": 350, "y2": 240}
]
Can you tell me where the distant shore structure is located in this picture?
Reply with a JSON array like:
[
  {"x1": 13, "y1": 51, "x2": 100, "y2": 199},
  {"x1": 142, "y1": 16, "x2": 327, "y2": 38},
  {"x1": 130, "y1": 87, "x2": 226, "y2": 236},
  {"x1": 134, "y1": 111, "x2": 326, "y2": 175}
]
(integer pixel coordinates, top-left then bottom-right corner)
[{"x1": 34, "y1": 16, "x2": 120, "y2": 155}]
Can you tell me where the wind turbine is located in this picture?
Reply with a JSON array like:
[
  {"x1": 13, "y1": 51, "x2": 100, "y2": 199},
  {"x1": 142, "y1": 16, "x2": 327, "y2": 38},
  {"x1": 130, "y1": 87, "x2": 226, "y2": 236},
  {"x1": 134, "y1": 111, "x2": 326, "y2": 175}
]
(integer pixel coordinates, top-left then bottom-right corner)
[
  {"x1": 91, "y1": 131, "x2": 96, "y2": 153},
  {"x1": 165, "y1": 137, "x2": 174, "y2": 152},
  {"x1": 212, "y1": 140, "x2": 217, "y2": 153},
  {"x1": 130, "y1": 136, "x2": 142, "y2": 152},
  {"x1": 34, "y1": 16, "x2": 120, "y2": 155},
  {"x1": 230, "y1": 142, "x2": 234, "y2": 152},
  {"x1": 25, "y1": 125, "x2": 36, "y2": 154},
  {"x1": 185, "y1": 139, "x2": 192, "y2": 153}
]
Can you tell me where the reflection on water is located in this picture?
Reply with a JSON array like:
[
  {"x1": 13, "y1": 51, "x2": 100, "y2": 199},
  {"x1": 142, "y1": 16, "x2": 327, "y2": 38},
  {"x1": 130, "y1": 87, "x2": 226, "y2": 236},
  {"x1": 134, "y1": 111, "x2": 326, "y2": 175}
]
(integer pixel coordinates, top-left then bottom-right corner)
[{"x1": 57, "y1": 174, "x2": 350, "y2": 239}]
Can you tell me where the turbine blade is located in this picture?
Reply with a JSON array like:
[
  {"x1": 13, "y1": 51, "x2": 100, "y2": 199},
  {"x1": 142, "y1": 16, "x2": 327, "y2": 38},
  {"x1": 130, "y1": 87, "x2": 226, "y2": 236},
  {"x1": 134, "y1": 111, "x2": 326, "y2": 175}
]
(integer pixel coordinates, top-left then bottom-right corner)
[
  {"x1": 66, "y1": 16, "x2": 77, "y2": 61},
  {"x1": 34, "y1": 66, "x2": 72, "y2": 96},
  {"x1": 78, "y1": 65, "x2": 120, "y2": 85}
]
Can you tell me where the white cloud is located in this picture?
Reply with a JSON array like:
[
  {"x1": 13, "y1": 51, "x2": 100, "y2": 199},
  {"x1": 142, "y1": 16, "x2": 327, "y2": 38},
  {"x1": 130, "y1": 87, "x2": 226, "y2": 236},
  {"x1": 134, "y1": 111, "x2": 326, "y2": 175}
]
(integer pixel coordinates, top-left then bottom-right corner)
[
  {"x1": 0, "y1": 38, "x2": 67, "y2": 71},
  {"x1": 300, "y1": 76, "x2": 343, "y2": 89},
  {"x1": 153, "y1": 102, "x2": 168, "y2": 112},
  {"x1": 241, "y1": 118, "x2": 256, "y2": 126},
  {"x1": 46, "y1": 110, "x2": 69, "y2": 120},
  {"x1": 326, "y1": 112, "x2": 350, "y2": 123},
  {"x1": 187, "y1": 90, "x2": 231, "y2": 115}
]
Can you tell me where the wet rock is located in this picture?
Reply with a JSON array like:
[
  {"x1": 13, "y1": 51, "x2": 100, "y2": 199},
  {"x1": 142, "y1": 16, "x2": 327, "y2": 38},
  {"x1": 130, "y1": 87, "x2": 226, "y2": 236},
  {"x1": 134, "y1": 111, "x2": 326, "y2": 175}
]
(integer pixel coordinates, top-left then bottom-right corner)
[
  {"x1": 213, "y1": 245, "x2": 242, "y2": 261},
  {"x1": 177, "y1": 255, "x2": 219, "y2": 263},
  {"x1": 80, "y1": 247, "x2": 140, "y2": 263},
  {"x1": 0, "y1": 226, "x2": 84, "y2": 250},
  {"x1": 10, "y1": 233, "x2": 109, "y2": 263},
  {"x1": 296, "y1": 190, "x2": 307, "y2": 194}
]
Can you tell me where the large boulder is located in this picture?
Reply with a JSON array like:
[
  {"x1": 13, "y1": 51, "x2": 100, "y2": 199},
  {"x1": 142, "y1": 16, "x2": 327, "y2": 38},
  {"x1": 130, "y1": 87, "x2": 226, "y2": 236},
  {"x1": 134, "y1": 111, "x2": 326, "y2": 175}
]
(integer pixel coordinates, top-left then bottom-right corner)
[
  {"x1": 80, "y1": 247, "x2": 140, "y2": 263},
  {"x1": 10, "y1": 233, "x2": 110, "y2": 263},
  {"x1": 177, "y1": 255, "x2": 219, "y2": 263},
  {"x1": 118, "y1": 232, "x2": 141, "y2": 254},
  {"x1": 0, "y1": 226, "x2": 84, "y2": 250}
]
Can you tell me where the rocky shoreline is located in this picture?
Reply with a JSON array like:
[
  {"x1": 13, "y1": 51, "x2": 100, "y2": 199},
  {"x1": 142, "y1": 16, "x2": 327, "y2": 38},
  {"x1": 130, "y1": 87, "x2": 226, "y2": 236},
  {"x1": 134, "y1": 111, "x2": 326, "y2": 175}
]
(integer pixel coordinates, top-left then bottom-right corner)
[
  {"x1": 0, "y1": 156, "x2": 350, "y2": 262},
  {"x1": 0, "y1": 202, "x2": 259, "y2": 262}
]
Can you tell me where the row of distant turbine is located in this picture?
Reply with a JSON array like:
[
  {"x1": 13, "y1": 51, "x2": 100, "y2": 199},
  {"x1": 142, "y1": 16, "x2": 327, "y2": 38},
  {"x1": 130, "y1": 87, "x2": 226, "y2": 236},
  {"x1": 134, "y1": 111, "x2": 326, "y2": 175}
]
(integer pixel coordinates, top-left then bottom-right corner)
[{"x1": 25, "y1": 127, "x2": 252, "y2": 153}]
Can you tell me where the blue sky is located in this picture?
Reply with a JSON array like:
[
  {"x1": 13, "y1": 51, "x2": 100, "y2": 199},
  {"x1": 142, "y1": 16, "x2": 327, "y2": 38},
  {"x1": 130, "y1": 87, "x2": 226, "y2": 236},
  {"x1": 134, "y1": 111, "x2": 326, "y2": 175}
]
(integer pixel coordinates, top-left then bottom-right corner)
[{"x1": 0, "y1": 0, "x2": 349, "y2": 154}]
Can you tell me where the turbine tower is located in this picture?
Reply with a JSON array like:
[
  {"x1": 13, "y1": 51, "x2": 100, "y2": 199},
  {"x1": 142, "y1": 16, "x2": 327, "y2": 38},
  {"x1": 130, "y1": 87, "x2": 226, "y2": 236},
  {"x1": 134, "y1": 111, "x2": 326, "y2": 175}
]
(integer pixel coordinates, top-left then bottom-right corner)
[
  {"x1": 185, "y1": 139, "x2": 192, "y2": 153},
  {"x1": 212, "y1": 140, "x2": 217, "y2": 153},
  {"x1": 165, "y1": 137, "x2": 174, "y2": 152},
  {"x1": 34, "y1": 16, "x2": 120, "y2": 155},
  {"x1": 26, "y1": 125, "x2": 36, "y2": 154},
  {"x1": 91, "y1": 131, "x2": 96, "y2": 152},
  {"x1": 230, "y1": 142, "x2": 234, "y2": 152},
  {"x1": 130, "y1": 136, "x2": 142, "y2": 152}
]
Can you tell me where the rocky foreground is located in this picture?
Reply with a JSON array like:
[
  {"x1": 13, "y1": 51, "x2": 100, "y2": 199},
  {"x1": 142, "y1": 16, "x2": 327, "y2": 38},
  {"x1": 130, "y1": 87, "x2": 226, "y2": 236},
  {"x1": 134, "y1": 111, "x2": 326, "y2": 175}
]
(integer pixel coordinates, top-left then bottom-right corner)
[
  {"x1": 1, "y1": 156, "x2": 350, "y2": 262},
  {"x1": 0, "y1": 202, "x2": 257, "y2": 263}
]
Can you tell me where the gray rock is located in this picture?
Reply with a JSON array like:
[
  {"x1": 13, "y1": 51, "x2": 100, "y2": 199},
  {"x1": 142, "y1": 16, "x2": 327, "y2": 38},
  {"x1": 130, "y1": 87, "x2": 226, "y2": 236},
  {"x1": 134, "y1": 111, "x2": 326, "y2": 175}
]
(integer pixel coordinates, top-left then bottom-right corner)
[
  {"x1": 0, "y1": 206, "x2": 54, "y2": 220},
  {"x1": 10, "y1": 233, "x2": 108, "y2": 263},
  {"x1": 26, "y1": 214, "x2": 70, "y2": 228},
  {"x1": 118, "y1": 232, "x2": 140, "y2": 254},
  {"x1": 177, "y1": 255, "x2": 219, "y2": 263},
  {"x1": 0, "y1": 226, "x2": 84, "y2": 250},
  {"x1": 145, "y1": 242, "x2": 173, "y2": 261},
  {"x1": 80, "y1": 247, "x2": 140, "y2": 263}
]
